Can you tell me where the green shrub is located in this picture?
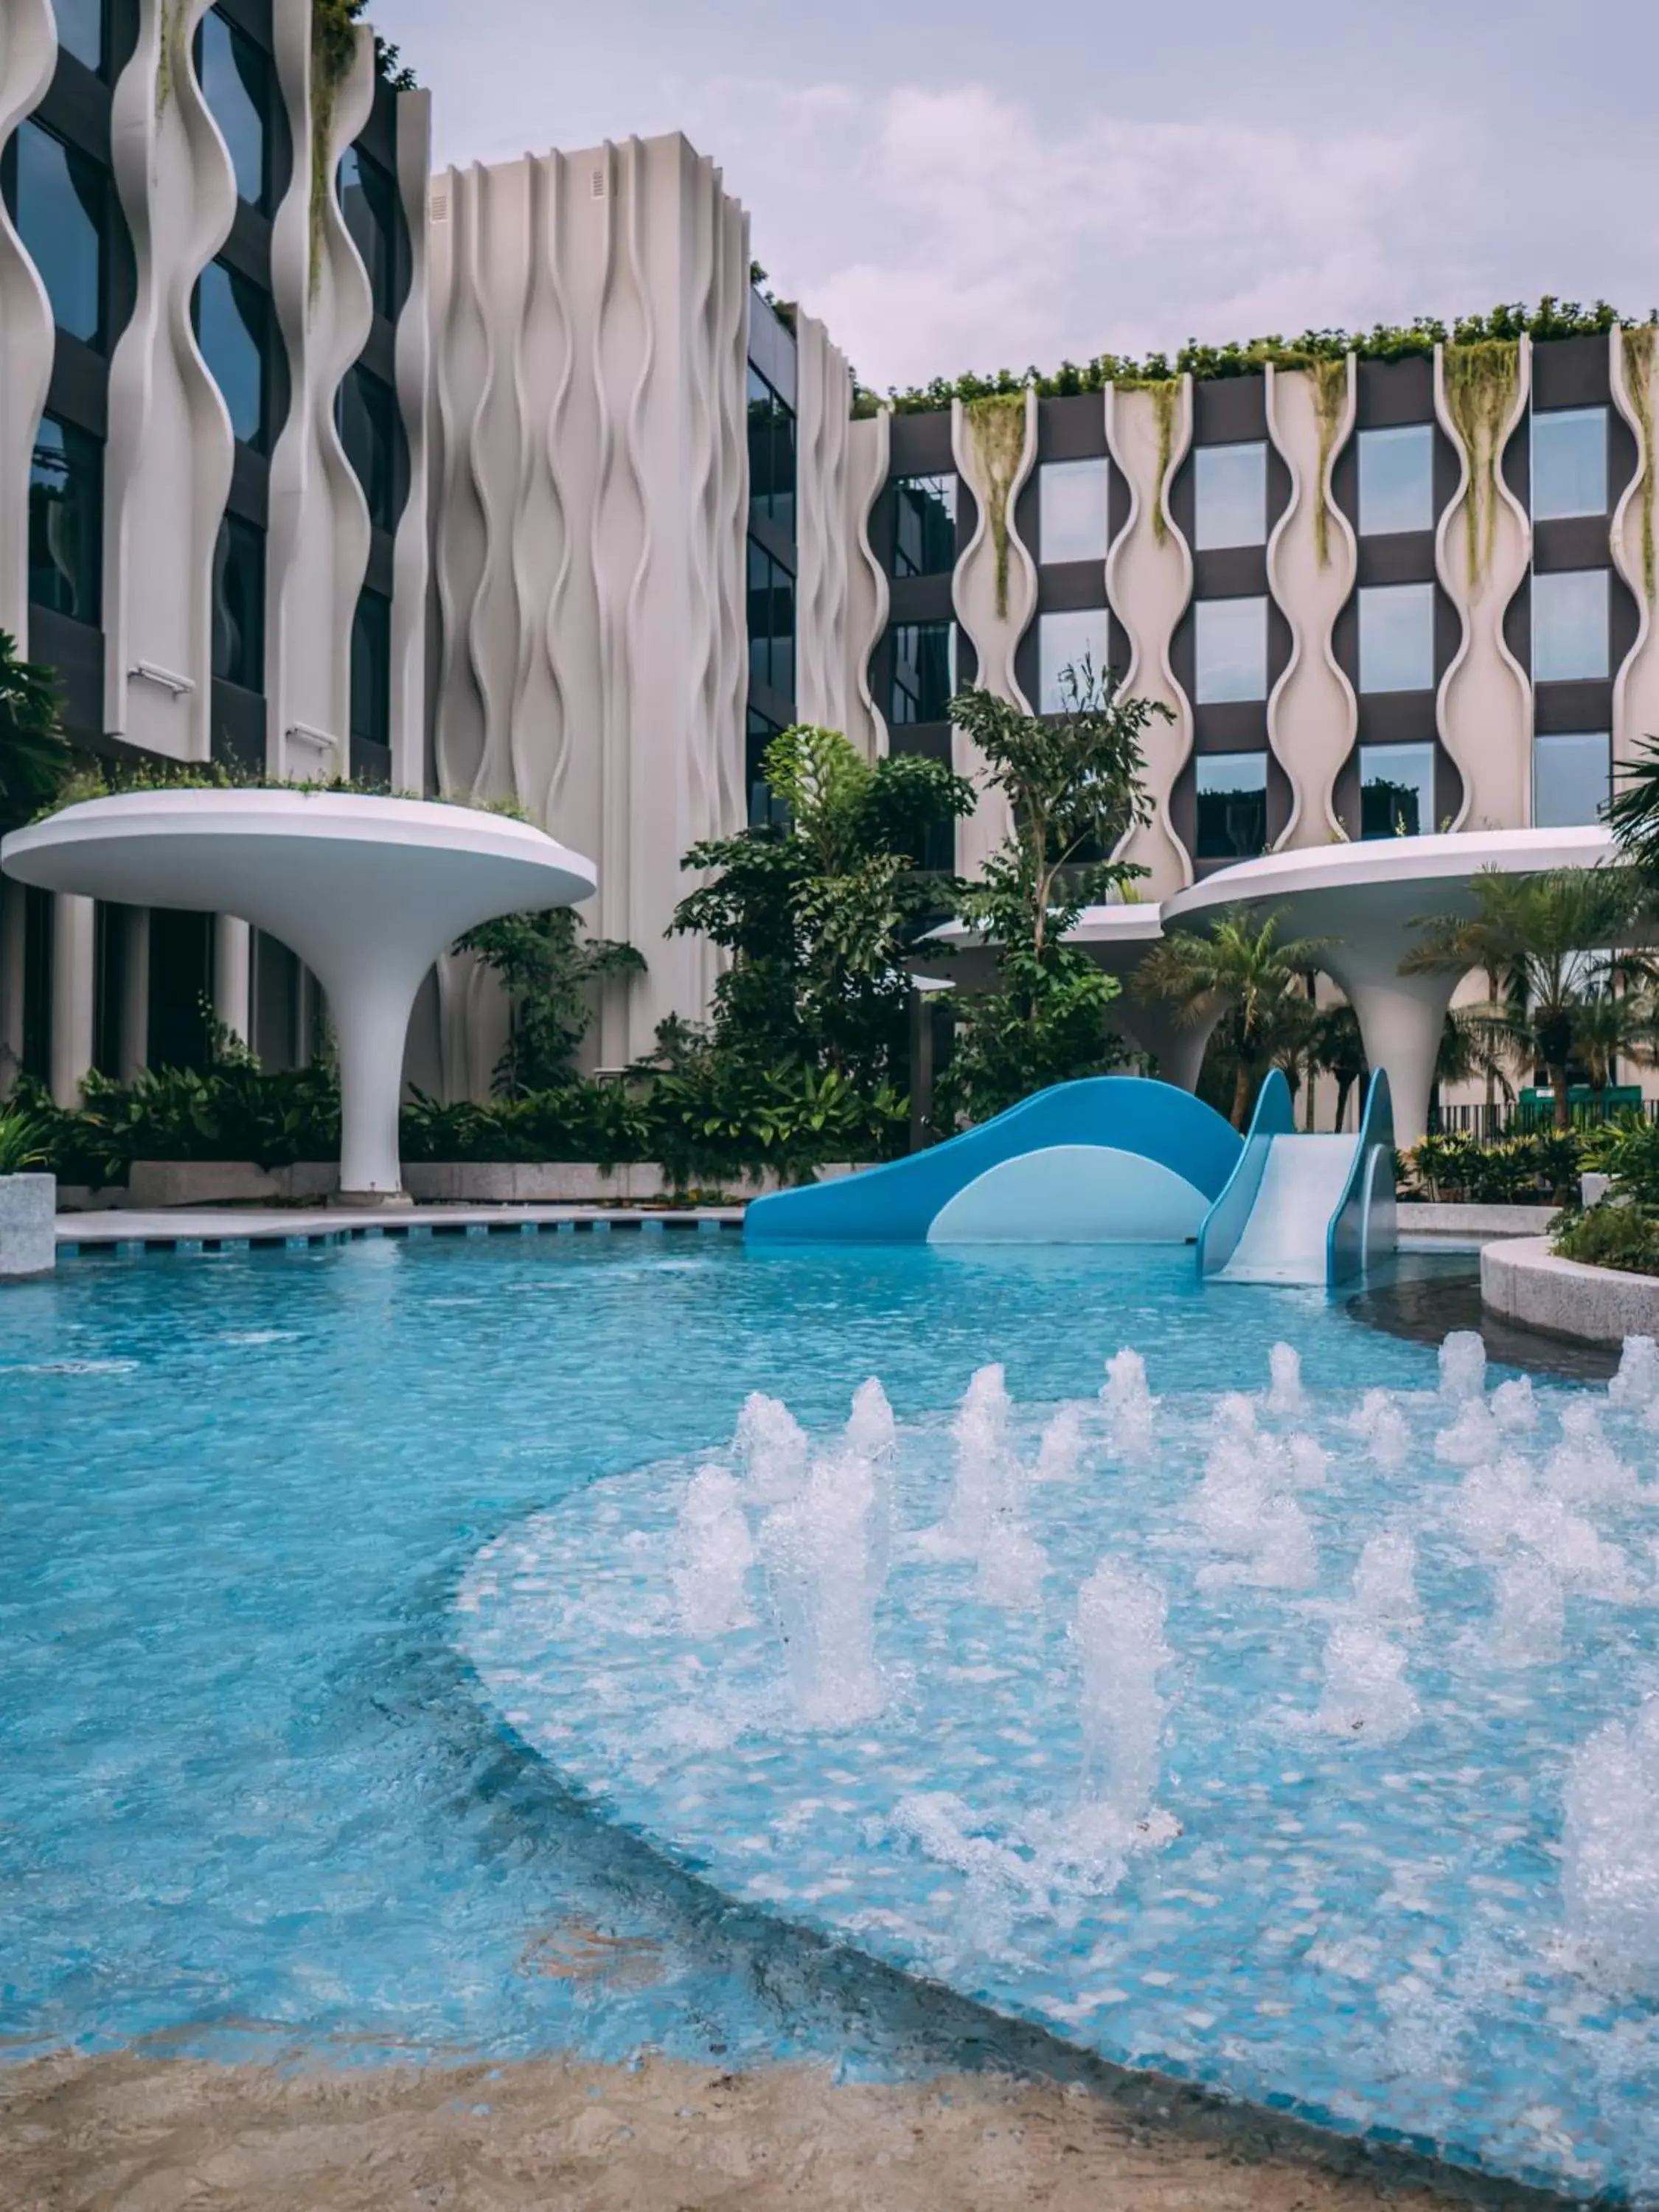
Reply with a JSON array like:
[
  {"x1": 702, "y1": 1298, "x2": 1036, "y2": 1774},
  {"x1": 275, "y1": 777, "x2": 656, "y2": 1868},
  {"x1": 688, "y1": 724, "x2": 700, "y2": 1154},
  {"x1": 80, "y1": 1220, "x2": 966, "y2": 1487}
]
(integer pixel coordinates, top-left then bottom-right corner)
[
  {"x1": 1580, "y1": 1113, "x2": 1659, "y2": 1208},
  {"x1": 1553, "y1": 1202, "x2": 1659, "y2": 1276},
  {"x1": 0, "y1": 1105, "x2": 52, "y2": 1174}
]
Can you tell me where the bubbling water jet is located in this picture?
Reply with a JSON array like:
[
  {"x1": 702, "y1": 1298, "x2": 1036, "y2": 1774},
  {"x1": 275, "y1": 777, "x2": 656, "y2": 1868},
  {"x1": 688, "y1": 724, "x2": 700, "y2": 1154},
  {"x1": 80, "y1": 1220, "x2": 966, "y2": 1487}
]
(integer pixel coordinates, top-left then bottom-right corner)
[
  {"x1": 1102, "y1": 1349, "x2": 1157, "y2": 1458},
  {"x1": 1353, "y1": 1388, "x2": 1411, "y2": 1472},
  {"x1": 1267, "y1": 1343, "x2": 1304, "y2": 1417},
  {"x1": 1034, "y1": 1404, "x2": 1083, "y2": 1484},
  {"x1": 1492, "y1": 1376, "x2": 1537, "y2": 1433},
  {"x1": 1440, "y1": 1330, "x2": 1488, "y2": 1403},
  {"x1": 733, "y1": 1392, "x2": 808, "y2": 1503},
  {"x1": 1352, "y1": 1530, "x2": 1419, "y2": 1621},
  {"x1": 673, "y1": 1466, "x2": 755, "y2": 1636},
  {"x1": 759, "y1": 1446, "x2": 888, "y2": 1728},
  {"x1": 1073, "y1": 1559, "x2": 1172, "y2": 1824},
  {"x1": 1562, "y1": 1696, "x2": 1659, "y2": 1989},
  {"x1": 1314, "y1": 1620, "x2": 1419, "y2": 1742},
  {"x1": 1610, "y1": 1335, "x2": 1659, "y2": 1409},
  {"x1": 1490, "y1": 1554, "x2": 1565, "y2": 1667},
  {"x1": 1544, "y1": 1399, "x2": 1635, "y2": 1506}
]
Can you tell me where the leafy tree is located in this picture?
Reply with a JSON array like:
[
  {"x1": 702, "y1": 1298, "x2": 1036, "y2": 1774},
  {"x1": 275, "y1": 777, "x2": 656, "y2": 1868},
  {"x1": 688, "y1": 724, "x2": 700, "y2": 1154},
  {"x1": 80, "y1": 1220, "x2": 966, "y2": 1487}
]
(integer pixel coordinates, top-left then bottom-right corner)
[
  {"x1": 1403, "y1": 867, "x2": 1652, "y2": 1130},
  {"x1": 669, "y1": 725, "x2": 973, "y2": 1086},
  {"x1": 0, "y1": 632, "x2": 68, "y2": 829},
  {"x1": 1133, "y1": 910, "x2": 1329, "y2": 1129},
  {"x1": 456, "y1": 908, "x2": 644, "y2": 1098},
  {"x1": 939, "y1": 660, "x2": 1167, "y2": 1122},
  {"x1": 1309, "y1": 1001, "x2": 1368, "y2": 1132}
]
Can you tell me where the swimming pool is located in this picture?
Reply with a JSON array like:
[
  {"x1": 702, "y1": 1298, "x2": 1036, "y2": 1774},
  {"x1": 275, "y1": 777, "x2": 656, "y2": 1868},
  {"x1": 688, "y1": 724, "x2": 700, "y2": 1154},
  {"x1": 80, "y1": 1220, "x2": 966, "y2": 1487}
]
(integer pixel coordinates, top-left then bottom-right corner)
[{"x1": 4, "y1": 1236, "x2": 1653, "y2": 2193}]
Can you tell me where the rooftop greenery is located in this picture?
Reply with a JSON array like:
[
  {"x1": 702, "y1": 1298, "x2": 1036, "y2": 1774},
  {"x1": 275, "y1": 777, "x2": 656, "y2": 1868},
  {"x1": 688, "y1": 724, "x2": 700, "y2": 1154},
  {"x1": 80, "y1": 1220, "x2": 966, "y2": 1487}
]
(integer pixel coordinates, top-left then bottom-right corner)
[
  {"x1": 851, "y1": 297, "x2": 1655, "y2": 419},
  {"x1": 29, "y1": 758, "x2": 530, "y2": 826}
]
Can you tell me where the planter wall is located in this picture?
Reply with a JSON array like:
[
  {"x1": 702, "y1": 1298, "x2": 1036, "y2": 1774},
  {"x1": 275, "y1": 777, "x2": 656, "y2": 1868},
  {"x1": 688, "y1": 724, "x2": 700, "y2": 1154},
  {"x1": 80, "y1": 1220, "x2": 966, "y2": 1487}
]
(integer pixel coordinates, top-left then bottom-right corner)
[
  {"x1": 110, "y1": 1161, "x2": 872, "y2": 1209},
  {"x1": 1482, "y1": 1234, "x2": 1659, "y2": 1346},
  {"x1": 1399, "y1": 1201, "x2": 1560, "y2": 1240},
  {"x1": 0, "y1": 1172, "x2": 55, "y2": 1279}
]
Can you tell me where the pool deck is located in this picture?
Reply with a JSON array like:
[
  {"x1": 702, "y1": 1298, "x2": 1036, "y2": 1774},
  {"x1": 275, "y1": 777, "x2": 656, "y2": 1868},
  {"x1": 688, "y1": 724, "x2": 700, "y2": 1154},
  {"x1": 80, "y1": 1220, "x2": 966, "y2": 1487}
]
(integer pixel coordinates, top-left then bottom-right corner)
[{"x1": 55, "y1": 1206, "x2": 745, "y2": 1253}]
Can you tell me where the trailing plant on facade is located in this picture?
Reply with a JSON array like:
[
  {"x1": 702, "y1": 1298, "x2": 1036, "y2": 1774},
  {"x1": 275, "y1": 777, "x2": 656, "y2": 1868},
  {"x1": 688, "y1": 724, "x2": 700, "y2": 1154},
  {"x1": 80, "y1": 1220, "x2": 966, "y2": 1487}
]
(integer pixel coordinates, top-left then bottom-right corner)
[
  {"x1": 1622, "y1": 321, "x2": 1657, "y2": 606},
  {"x1": 453, "y1": 909, "x2": 643, "y2": 1097},
  {"x1": 1116, "y1": 379, "x2": 1182, "y2": 547},
  {"x1": 939, "y1": 661, "x2": 1166, "y2": 1123},
  {"x1": 1443, "y1": 338, "x2": 1521, "y2": 592},
  {"x1": 1309, "y1": 356, "x2": 1349, "y2": 569},
  {"x1": 310, "y1": 0, "x2": 362, "y2": 299},
  {"x1": 964, "y1": 393, "x2": 1027, "y2": 619}
]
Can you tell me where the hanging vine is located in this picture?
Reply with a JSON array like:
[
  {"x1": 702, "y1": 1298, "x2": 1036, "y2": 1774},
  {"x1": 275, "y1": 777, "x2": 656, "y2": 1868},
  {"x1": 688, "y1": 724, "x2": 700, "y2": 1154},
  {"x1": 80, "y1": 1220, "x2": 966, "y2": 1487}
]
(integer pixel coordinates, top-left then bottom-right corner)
[
  {"x1": 964, "y1": 392, "x2": 1027, "y2": 619},
  {"x1": 1624, "y1": 323, "x2": 1657, "y2": 608},
  {"x1": 155, "y1": 0, "x2": 187, "y2": 117},
  {"x1": 1443, "y1": 338, "x2": 1520, "y2": 593},
  {"x1": 1309, "y1": 355, "x2": 1349, "y2": 569},
  {"x1": 1116, "y1": 378, "x2": 1180, "y2": 545},
  {"x1": 310, "y1": 0, "x2": 361, "y2": 301}
]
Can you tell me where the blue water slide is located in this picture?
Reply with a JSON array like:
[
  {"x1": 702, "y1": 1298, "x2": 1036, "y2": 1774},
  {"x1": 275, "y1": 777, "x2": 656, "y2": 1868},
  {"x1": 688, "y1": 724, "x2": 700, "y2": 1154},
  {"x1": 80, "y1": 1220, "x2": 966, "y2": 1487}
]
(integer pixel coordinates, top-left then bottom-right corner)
[
  {"x1": 1328, "y1": 1070, "x2": 1398, "y2": 1285},
  {"x1": 743, "y1": 1077, "x2": 1243, "y2": 1245},
  {"x1": 1194, "y1": 1069, "x2": 1294, "y2": 1278}
]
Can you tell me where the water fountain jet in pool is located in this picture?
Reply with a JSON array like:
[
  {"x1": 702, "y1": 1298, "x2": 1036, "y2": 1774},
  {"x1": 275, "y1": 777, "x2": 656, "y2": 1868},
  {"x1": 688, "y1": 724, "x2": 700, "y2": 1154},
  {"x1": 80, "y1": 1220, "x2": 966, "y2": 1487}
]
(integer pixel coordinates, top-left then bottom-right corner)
[
  {"x1": 734, "y1": 1392, "x2": 808, "y2": 1503},
  {"x1": 1440, "y1": 1330, "x2": 1488, "y2": 1402},
  {"x1": 759, "y1": 1445, "x2": 888, "y2": 1728},
  {"x1": 674, "y1": 1467, "x2": 755, "y2": 1635},
  {"x1": 1562, "y1": 1694, "x2": 1659, "y2": 1989}
]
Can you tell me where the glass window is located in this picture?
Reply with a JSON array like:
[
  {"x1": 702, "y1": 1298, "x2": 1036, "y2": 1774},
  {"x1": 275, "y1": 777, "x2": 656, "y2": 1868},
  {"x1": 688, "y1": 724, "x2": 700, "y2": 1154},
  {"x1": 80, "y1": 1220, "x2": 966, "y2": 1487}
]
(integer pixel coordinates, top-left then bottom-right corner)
[
  {"x1": 1358, "y1": 423, "x2": 1433, "y2": 536},
  {"x1": 1533, "y1": 568, "x2": 1609, "y2": 683},
  {"x1": 1039, "y1": 457, "x2": 1107, "y2": 566},
  {"x1": 1193, "y1": 442, "x2": 1265, "y2": 551},
  {"x1": 1360, "y1": 741, "x2": 1436, "y2": 839},
  {"x1": 195, "y1": 260, "x2": 268, "y2": 450},
  {"x1": 747, "y1": 366, "x2": 795, "y2": 540},
  {"x1": 212, "y1": 515, "x2": 264, "y2": 690},
  {"x1": 28, "y1": 415, "x2": 101, "y2": 623},
  {"x1": 1532, "y1": 408, "x2": 1607, "y2": 521},
  {"x1": 1038, "y1": 608, "x2": 1108, "y2": 713},
  {"x1": 1193, "y1": 595, "x2": 1266, "y2": 703},
  {"x1": 1534, "y1": 730, "x2": 1610, "y2": 829},
  {"x1": 746, "y1": 708, "x2": 787, "y2": 828},
  {"x1": 197, "y1": 8, "x2": 268, "y2": 212},
  {"x1": 1195, "y1": 752, "x2": 1267, "y2": 860},
  {"x1": 336, "y1": 366, "x2": 397, "y2": 530},
  {"x1": 55, "y1": 0, "x2": 105, "y2": 72},
  {"x1": 338, "y1": 145, "x2": 398, "y2": 321},
  {"x1": 350, "y1": 589, "x2": 391, "y2": 747},
  {"x1": 1359, "y1": 581, "x2": 1435, "y2": 693},
  {"x1": 891, "y1": 621, "x2": 956, "y2": 726},
  {"x1": 746, "y1": 539, "x2": 795, "y2": 703},
  {"x1": 11, "y1": 120, "x2": 105, "y2": 345},
  {"x1": 892, "y1": 473, "x2": 956, "y2": 577}
]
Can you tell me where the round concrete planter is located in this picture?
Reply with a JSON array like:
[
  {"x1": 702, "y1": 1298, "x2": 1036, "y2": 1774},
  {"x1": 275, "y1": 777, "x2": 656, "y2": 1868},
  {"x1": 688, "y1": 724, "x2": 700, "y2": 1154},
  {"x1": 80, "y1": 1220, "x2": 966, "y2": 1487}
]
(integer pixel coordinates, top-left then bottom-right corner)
[
  {"x1": 0, "y1": 1172, "x2": 55, "y2": 1280},
  {"x1": 1481, "y1": 1234, "x2": 1659, "y2": 1346}
]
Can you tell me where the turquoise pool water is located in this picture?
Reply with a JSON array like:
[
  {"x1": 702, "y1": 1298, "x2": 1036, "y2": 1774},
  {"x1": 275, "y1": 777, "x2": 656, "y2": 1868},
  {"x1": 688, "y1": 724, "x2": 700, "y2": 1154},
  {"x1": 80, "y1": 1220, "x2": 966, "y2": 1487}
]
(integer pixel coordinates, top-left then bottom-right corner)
[{"x1": 7, "y1": 1232, "x2": 1654, "y2": 2197}]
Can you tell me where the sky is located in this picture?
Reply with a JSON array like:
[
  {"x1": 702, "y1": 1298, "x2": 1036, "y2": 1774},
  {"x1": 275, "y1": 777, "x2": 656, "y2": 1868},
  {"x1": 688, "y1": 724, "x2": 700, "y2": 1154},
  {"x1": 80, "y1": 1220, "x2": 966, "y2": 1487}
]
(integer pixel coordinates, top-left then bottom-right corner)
[{"x1": 375, "y1": 0, "x2": 1658, "y2": 394}]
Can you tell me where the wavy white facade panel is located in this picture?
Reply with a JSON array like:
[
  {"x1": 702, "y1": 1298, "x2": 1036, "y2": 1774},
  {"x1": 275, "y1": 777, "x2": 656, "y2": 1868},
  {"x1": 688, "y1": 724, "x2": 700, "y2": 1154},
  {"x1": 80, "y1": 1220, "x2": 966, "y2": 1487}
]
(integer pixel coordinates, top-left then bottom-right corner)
[
  {"x1": 1105, "y1": 378, "x2": 1195, "y2": 894},
  {"x1": 1265, "y1": 358, "x2": 1357, "y2": 847},
  {"x1": 1611, "y1": 324, "x2": 1659, "y2": 779},
  {"x1": 950, "y1": 387, "x2": 1035, "y2": 876},
  {"x1": 844, "y1": 408, "x2": 890, "y2": 760},
  {"x1": 1434, "y1": 337, "x2": 1533, "y2": 830},
  {"x1": 0, "y1": 0, "x2": 56, "y2": 641},
  {"x1": 794, "y1": 308, "x2": 853, "y2": 735},
  {"x1": 105, "y1": 0, "x2": 237, "y2": 762},
  {"x1": 266, "y1": 15, "x2": 375, "y2": 780},
  {"x1": 389, "y1": 87, "x2": 431, "y2": 792},
  {"x1": 428, "y1": 131, "x2": 750, "y2": 1072}
]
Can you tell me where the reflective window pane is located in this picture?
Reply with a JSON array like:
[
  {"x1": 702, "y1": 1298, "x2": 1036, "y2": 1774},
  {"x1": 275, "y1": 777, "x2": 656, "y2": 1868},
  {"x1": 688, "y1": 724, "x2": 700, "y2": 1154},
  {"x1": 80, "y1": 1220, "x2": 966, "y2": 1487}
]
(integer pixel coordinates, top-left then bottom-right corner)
[
  {"x1": 198, "y1": 8, "x2": 268, "y2": 211},
  {"x1": 13, "y1": 121, "x2": 104, "y2": 344},
  {"x1": 29, "y1": 414, "x2": 101, "y2": 623},
  {"x1": 1358, "y1": 424, "x2": 1433, "y2": 537},
  {"x1": 1194, "y1": 595, "x2": 1266, "y2": 703},
  {"x1": 1038, "y1": 608, "x2": 1108, "y2": 713},
  {"x1": 338, "y1": 145, "x2": 397, "y2": 321},
  {"x1": 1358, "y1": 581, "x2": 1434, "y2": 693},
  {"x1": 195, "y1": 260, "x2": 267, "y2": 450},
  {"x1": 1039, "y1": 457, "x2": 1107, "y2": 565},
  {"x1": 745, "y1": 539, "x2": 795, "y2": 703},
  {"x1": 1533, "y1": 568, "x2": 1609, "y2": 683},
  {"x1": 336, "y1": 366, "x2": 397, "y2": 530},
  {"x1": 1534, "y1": 730, "x2": 1610, "y2": 828},
  {"x1": 1193, "y1": 441, "x2": 1265, "y2": 551},
  {"x1": 1532, "y1": 408, "x2": 1607, "y2": 521},
  {"x1": 746, "y1": 366, "x2": 795, "y2": 541},
  {"x1": 746, "y1": 708, "x2": 787, "y2": 828},
  {"x1": 55, "y1": 0, "x2": 105, "y2": 72},
  {"x1": 1195, "y1": 751, "x2": 1267, "y2": 860},
  {"x1": 1360, "y1": 740, "x2": 1435, "y2": 839},
  {"x1": 891, "y1": 621, "x2": 955, "y2": 726},
  {"x1": 212, "y1": 515, "x2": 264, "y2": 690},
  {"x1": 350, "y1": 589, "x2": 391, "y2": 747},
  {"x1": 893, "y1": 473, "x2": 956, "y2": 577}
]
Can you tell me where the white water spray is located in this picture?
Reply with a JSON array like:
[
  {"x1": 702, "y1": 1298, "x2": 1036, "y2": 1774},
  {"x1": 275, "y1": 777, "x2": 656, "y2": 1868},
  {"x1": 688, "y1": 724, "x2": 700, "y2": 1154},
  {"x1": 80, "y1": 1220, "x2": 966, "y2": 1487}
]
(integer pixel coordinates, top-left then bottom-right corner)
[
  {"x1": 733, "y1": 1392, "x2": 808, "y2": 1503},
  {"x1": 673, "y1": 1467, "x2": 756, "y2": 1636},
  {"x1": 759, "y1": 1447, "x2": 888, "y2": 1728}
]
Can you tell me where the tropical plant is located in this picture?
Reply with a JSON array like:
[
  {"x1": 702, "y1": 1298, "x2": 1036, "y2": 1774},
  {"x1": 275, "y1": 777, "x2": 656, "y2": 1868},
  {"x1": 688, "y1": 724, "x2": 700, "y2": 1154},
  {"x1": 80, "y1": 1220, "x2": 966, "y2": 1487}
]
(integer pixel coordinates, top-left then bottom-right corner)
[
  {"x1": 1309, "y1": 1002, "x2": 1368, "y2": 1131},
  {"x1": 0, "y1": 1104, "x2": 52, "y2": 1174},
  {"x1": 0, "y1": 632, "x2": 68, "y2": 828},
  {"x1": 30, "y1": 755, "x2": 532, "y2": 822},
  {"x1": 938, "y1": 659, "x2": 1166, "y2": 1123},
  {"x1": 669, "y1": 724, "x2": 972, "y2": 1085},
  {"x1": 1404, "y1": 867, "x2": 1652, "y2": 1130},
  {"x1": 647, "y1": 1058, "x2": 906, "y2": 1191},
  {"x1": 454, "y1": 909, "x2": 644, "y2": 1098},
  {"x1": 1580, "y1": 1112, "x2": 1659, "y2": 1210},
  {"x1": 1554, "y1": 1202, "x2": 1659, "y2": 1276},
  {"x1": 1134, "y1": 910, "x2": 1328, "y2": 1129}
]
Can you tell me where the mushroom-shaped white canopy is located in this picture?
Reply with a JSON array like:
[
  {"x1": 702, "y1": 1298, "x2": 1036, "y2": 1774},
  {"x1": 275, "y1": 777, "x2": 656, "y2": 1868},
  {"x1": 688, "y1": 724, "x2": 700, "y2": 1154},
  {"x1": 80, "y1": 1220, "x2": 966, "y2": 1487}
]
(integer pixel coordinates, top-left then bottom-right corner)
[
  {"x1": 1162, "y1": 827, "x2": 1624, "y2": 1143},
  {"x1": 0, "y1": 790, "x2": 597, "y2": 1196}
]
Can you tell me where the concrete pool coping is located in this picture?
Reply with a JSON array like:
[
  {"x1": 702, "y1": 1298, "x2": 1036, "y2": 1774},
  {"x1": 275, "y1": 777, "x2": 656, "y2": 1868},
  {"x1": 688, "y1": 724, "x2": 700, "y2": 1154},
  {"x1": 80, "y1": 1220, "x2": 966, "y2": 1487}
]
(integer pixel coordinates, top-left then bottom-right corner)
[
  {"x1": 1482, "y1": 1233, "x2": 1659, "y2": 1346},
  {"x1": 54, "y1": 1205, "x2": 745, "y2": 1255}
]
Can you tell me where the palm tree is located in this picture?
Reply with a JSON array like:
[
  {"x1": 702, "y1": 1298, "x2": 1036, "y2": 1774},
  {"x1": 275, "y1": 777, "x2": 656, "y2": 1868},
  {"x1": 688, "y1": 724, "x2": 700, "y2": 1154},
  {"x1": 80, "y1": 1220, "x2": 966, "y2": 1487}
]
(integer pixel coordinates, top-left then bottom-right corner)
[
  {"x1": 1310, "y1": 1002, "x2": 1368, "y2": 1132},
  {"x1": 0, "y1": 632, "x2": 67, "y2": 830},
  {"x1": 1135, "y1": 909, "x2": 1328, "y2": 1129},
  {"x1": 1403, "y1": 867, "x2": 1651, "y2": 1130}
]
